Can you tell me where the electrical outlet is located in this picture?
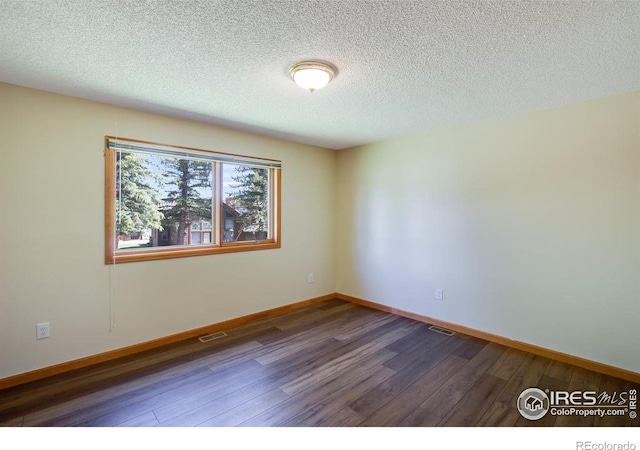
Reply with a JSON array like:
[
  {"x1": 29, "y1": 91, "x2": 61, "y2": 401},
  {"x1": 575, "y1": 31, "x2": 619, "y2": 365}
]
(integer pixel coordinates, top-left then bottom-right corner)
[
  {"x1": 308, "y1": 273, "x2": 314, "y2": 283},
  {"x1": 37, "y1": 322, "x2": 50, "y2": 340},
  {"x1": 435, "y1": 289, "x2": 444, "y2": 301}
]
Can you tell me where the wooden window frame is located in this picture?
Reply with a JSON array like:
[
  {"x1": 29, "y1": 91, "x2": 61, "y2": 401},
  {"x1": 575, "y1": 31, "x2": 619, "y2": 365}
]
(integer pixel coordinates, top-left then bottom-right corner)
[{"x1": 105, "y1": 136, "x2": 281, "y2": 264}]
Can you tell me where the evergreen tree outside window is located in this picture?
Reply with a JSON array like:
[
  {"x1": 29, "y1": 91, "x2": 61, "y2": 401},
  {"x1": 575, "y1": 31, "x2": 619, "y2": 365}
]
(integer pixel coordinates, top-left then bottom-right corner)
[
  {"x1": 223, "y1": 164, "x2": 270, "y2": 242},
  {"x1": 115, "y1": 152, "x2": 164, "y2": 249}
]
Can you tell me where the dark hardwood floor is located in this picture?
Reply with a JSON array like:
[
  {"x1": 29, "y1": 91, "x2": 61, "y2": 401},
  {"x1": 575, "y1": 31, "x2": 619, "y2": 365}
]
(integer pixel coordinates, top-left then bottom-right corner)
[{"x1": 0, "y1": 299, "x2": 637, "y2": 427}]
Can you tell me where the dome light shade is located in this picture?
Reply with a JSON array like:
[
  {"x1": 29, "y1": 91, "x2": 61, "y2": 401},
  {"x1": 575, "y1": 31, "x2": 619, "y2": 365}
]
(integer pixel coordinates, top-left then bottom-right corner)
[{"x1": 289, "y1": 61, "x2": 335, "y2": 92}]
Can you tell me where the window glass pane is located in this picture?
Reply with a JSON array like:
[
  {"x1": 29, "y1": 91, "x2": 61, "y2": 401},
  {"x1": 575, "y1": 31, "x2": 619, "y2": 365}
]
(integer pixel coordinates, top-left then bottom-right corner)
[
  {"x1": 115, "y1": 152, "x2": 161, "y2": 250},
  {"x1": 203, "y1": 232, "x2": 211, "y2": 243},
  {"x1": 191, "y1": 232, "x2": 201, "y2": 244},
  {"x1": 157, "y1": 157, "x2": 212, "y2": 247},
  {"x1": 222, "y1": 164, "x2": 270, "y2": 242},
  {"x1": 115, "y1": 151, "x2": 213, "y2": 249}
]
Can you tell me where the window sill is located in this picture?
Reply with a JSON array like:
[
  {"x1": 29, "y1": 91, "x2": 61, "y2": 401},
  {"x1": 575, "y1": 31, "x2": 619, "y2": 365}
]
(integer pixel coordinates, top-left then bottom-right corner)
[{"x1": 105, "y1": 240, "x2": 280, "y2": 264}]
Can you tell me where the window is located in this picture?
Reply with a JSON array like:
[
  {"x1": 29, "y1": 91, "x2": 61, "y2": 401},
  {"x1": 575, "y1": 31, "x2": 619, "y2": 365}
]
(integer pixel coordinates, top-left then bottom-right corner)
[{"x1": 105, "y1": 136, "x2": 281, "y2": 264}]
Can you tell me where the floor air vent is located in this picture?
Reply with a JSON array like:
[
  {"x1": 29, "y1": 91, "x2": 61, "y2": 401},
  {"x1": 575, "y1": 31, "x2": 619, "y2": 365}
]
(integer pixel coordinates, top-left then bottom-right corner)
[
  {"x1": 428, "y1": 325, "x2": 456, "y2": 336},
  {"x1": 198, "y1": 331, "x2": 228, "y2": 343}
]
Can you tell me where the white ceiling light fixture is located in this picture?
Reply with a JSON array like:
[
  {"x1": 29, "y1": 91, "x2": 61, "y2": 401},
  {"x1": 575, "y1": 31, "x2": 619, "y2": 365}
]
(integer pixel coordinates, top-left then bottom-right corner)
[{"x1": 289, "y1": 61, "x2": 335, "y2": 93}]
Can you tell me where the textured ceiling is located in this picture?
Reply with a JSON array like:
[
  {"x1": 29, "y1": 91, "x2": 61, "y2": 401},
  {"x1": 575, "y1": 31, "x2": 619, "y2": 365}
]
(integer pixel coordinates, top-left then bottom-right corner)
[{"x1": 1, "y1": 1, "x2": 638, "y2": 150}]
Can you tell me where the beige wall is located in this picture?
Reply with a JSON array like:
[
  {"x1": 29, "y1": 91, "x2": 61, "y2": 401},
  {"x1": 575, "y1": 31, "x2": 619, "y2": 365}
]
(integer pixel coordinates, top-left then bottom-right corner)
[
  {"x1": 0, "y1": 83, "x2": 336, "y2": 379},
  {"x1": 336, "y1": 92, "x2": 640, "y2": 373}
]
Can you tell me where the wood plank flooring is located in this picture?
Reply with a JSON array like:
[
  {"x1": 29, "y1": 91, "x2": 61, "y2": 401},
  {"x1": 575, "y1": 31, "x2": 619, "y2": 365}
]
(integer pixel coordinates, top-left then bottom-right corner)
[{"x1": 0, "y1": 299, "x2": 637, "y2": 427}]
